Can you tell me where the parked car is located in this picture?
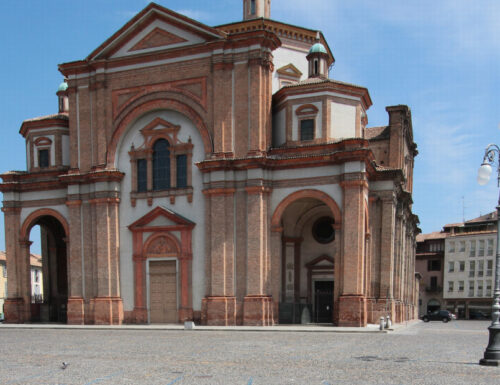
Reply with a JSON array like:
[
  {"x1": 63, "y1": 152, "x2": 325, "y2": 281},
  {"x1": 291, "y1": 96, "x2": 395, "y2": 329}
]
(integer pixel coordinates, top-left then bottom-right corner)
[{"x1": 421, "y1": 310, "x2": 455, "y2": 323}]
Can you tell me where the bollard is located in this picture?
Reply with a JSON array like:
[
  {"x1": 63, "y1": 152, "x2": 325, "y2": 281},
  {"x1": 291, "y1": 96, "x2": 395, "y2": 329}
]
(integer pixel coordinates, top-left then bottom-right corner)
[
  {"x1": 380, "y1": 317, "x2": 385, "y2": 330},
  {"x1": 184, "y1": 321, "x2": 195, "y2": 330},
  {"x1": 385, "y1": 315, "x2": 391, "y2": 329}
]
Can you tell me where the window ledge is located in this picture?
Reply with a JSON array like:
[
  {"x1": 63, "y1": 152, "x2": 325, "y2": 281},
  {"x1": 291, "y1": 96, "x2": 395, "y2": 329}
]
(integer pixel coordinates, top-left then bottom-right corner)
[{"x1": 131, "y1": 186, "x2": 193, "y2": 206}]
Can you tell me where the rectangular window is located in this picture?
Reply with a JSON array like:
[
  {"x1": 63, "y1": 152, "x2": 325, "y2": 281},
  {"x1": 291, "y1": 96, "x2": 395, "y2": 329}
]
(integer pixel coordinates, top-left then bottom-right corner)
[
  {"x1": 479, "y1": 240, "x2": 485, "y2": 256},
  {"x1": 487, "y1": 239, "x2": 494, "y2": 256},
  {"x1": 477, "y1": 281, "x2": 483, "y2": 297},
  {"x1": 427, "y1": 260, "x2": 441, "y2": 271},
  {"x1": 458, "y1": 281, "x2": 464, "y2": 292},
  {"x1": 487, "y1": 260, "x2": 493, "y2": 276},
  {"x1": 459, "y1": 241, "x2": 465, "y2": 252},
  {"x1": 448, "y1": 241, "x2": 455, "y2": 253},
  {"x1": 469, "y1": 261, "x2": 475, "y2": 277},
  {"x1": 459, "y1": 261, "x2": 465, "y2": 272},
  {"x1": 251, "y1": 0, "x2": 256, "y2": 14},
  {"x1": 430, "y1": 276, "x2": 437, "y2": 289},
  {"x1": 469, "y1": 240, "x2": 476, "y2": 257},
  {"x1": 2, "y1": 264, "x2": 6, "y2": 278},
  {"x1": 137, "y1": 159, "x2": 147, "y2": 192},
  {"x1": 478, "y1": 260, "x2": 484, "y2": 277},
  {"x1": 448, "y1": 281, "x2": 454, "y2": 292},
  {"x1": 300, "y1": 119, "x2": 314, "y2": 141},
  {"x1": 469, "y1": 281, "x2": 474, "y2": 297},
  {"x1": 176, "y1": 154, "x2": 187, "y2": 188},
  {"x1": 486, "y1": 280, "x2": 492, "y2": 297},
  {"x1": 39, "y1": 149, "x2": 49, "y2": 168},
  {"x1": 448, "y1": 261, "x2": 454, "y2": 273}
]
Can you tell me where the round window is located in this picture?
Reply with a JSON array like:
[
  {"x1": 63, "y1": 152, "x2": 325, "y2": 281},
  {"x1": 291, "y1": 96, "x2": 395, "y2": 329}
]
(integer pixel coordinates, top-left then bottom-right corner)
[{"x1": 312, "y1": 217, "x2": 335, "y2": 244}]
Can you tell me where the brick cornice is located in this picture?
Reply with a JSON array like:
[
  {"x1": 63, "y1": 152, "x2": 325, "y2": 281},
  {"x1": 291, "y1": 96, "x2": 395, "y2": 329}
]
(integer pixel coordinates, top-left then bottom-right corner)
[
  {"x1": 202, "y1": 188, "x2": 236, "y2": 196},
  {"x1": 245, "y1": 186, "x2": 271, "y2": 195}
]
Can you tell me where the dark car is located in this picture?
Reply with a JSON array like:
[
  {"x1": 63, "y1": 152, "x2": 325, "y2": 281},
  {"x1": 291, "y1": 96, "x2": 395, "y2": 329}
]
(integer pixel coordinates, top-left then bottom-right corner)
[
  {"x1": 421, "y1": 310, "x2": 455, "y2": 323},
  {"x1": 469, "y1": 310, "x2": 489, "y2": 320}
]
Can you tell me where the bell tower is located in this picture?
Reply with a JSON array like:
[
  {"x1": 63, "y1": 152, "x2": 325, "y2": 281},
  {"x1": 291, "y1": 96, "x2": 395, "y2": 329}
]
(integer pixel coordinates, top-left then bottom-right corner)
[{"x1": 243, "y1": 0, "x2": 271, "y2": 20}]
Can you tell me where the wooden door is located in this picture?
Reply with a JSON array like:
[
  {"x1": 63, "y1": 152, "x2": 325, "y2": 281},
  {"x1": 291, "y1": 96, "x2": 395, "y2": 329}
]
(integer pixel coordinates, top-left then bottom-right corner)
[{"x1": 149, "y1": 260, "x2": 177, "y2": 323}]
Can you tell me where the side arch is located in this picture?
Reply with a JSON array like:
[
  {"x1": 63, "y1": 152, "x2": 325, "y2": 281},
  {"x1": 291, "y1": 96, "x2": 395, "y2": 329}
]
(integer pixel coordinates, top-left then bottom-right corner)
[
  {"x1": 20, "y1": 208, "x2": 69, "y2": 241},
  {"x1": 271, "y1": 189, "x2": 342, "y2": 231},
  {"x1": 107, "y1": 97, "x2": 213, "y2": 166}
]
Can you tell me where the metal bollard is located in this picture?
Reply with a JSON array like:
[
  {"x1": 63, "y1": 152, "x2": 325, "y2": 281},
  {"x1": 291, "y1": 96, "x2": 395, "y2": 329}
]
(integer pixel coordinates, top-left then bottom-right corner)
[
  {"x1": 380, "y1": 317, "x2": 385, "y2": 330},
  {"x1": 385, "y1": 315, "x2": 391, "y2": 329}
]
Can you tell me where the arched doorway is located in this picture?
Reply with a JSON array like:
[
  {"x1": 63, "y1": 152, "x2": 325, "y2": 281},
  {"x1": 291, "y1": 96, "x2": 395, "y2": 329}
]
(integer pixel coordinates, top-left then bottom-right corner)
[
  {"x1": 22, "y1": 212, "x2": 68, "y2": 323},
  {"x1": 272, "y1": 190, "x2": 341, "y2": 324}
]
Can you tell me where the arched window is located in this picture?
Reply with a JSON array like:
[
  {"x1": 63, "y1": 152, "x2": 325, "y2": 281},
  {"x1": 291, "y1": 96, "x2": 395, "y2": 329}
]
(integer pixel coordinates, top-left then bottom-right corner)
[{"x1": 153, "y1": 139, "x2": 170, "y2": 190}]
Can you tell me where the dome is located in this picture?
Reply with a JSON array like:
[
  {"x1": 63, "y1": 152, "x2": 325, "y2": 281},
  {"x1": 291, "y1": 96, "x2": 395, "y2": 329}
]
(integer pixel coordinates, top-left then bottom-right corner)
[
  {"x1": 57, "y1": 81, "x2": 68, "y2": 92},
  {"x1": 309, "y1": 43, "x2": 327, "y2": 54}
]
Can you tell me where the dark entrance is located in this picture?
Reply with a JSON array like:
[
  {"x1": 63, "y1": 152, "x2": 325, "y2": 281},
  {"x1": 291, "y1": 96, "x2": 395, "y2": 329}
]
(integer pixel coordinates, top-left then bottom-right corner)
[
  {"x1": 30, "y1": 216, "x2": 68, "y2": 323},
  {"x1": 314, "y1": 280, "x2": 333, "y2": 323}
]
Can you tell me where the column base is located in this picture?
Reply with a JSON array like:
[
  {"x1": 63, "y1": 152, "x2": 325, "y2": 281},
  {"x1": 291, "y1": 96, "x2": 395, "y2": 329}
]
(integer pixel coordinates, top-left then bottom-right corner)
[
  {"x1": 479, "y1": 325, "x2": 500, "y2": 366},
  {"x1": 91, "y1": 296, "x2": 123, "y2": 325},
  {"x1": 203, "y1": 296, "x2": 236, "y2": 326},
  {"x1": 3, "y1": 298, "x2": 28, "y2": 323},
  {"x1": 243, "y1": 295, "x2": 274, "y2": 326},
  {"x1": 67, "y1": 297, "x2": 85, "y2": 325},
  {"x1": 178, "y1": 307, "x2": 194, "y2": 323},
  {"x1": 338, "y1": 295, "x2": 367, "y2": 327}
]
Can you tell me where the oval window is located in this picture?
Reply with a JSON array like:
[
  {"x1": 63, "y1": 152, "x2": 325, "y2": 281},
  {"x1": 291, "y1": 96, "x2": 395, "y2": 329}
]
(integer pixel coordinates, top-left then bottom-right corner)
[{"x1": 312, "y1": 217, "x2": 335, "y2": 244}]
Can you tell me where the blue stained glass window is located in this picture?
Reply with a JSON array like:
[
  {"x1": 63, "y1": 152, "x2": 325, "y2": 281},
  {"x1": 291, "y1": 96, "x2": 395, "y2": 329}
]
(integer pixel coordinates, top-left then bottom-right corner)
[{"x1": 153, "y1": 139, "x2": 170, "y2": 190}]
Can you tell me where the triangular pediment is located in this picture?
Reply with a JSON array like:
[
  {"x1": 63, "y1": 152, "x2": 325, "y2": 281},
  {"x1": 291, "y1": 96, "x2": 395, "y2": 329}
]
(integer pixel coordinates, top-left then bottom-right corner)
[
  {"x1": 277, "y1": 63, "x2": 303, "y2": 79},
  {"x1": 88, "y1": 3, "x2": 224, "y2": 60},
  {"x1": 129, "y1": 206, "x2": 194, "y2": 230},
  {"x1": 306, "y1": 255, "x2": 334, "y2": 268}
]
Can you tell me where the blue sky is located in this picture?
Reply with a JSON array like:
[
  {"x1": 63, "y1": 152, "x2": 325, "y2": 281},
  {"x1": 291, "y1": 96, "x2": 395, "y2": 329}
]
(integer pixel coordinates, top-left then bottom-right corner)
[{"x1": 0, "y1": 0, "x2": 498, "y2": 254}]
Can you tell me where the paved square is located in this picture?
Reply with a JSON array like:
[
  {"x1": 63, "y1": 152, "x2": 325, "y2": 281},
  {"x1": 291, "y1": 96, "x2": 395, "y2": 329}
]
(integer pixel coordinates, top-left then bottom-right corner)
[{"x1": 0, "y1": 321, "x2": 498, "y2": 384}]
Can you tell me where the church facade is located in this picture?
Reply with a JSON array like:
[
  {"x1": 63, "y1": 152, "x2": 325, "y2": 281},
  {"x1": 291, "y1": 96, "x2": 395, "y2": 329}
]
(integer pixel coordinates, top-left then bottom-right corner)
[{"x1": 1, "y1": 0, "x2": 419, "y2": 326}]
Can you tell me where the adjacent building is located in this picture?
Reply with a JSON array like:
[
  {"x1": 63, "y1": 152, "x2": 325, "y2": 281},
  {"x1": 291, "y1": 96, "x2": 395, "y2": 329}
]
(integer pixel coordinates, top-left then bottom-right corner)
[
  {"x1": 0, "y1": 1, "x2": 419, "y2": 326},
  {"x1": 0, "y1": 252, "x2": 6, "y2": 320},
  {"x1": 416, "y1": 232, "x2": 446, "y2": 316},
  {"x1": 443, "y1": 213, "x2": 496, "y2": 319}
]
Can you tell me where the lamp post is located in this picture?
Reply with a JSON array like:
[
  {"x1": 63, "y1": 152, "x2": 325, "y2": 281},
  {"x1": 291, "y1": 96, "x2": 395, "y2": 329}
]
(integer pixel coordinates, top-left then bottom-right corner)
[{"x1": 477, "y1": 143, "x2": 500, "y2": 366}]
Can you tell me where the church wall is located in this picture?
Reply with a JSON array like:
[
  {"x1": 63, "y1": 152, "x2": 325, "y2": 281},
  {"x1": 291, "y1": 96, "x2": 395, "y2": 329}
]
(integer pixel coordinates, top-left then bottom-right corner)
[
  {"x1": 330, "y1": 101, "x2": 356, "y2": 139},
  {"x1": 272, "y1": 107, "x2": 286, "y2": 146},
  {"x1": 115, "y1": 110, "x2": 206, "y2": 312},
  {"x1": 272, "y1": 43, "x2": 309, "y2": 93}
]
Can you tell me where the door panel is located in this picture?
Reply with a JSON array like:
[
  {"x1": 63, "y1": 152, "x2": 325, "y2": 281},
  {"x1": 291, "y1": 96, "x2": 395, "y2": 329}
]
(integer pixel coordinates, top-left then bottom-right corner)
[
  {"x1": 314, "y1": 281, "x2": 334, "y2": 323},
  {"x1": 149, "y1": 261, "x2": 177, "y2": 323}
]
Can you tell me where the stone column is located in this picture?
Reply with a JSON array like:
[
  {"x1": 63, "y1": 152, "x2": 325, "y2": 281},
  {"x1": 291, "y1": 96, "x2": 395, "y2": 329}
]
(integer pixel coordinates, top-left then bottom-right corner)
[
  {"x1": 244, "y1": 186, "x2": 272, "y2": 325},
  {"x1": 202, "y1": 188, "x2": 236, "y2": 325},
  {"x1": 2, "y1": 207, "x2": 28, "y2": 323},
  {"x1": 66, "y1": 200, "x2": 84, "y2": 324},
  {"x1": 90, "y1": 197, "x2": 123, "y2": 325},
  {"x1": 338, "y1": 180, "x2": 368, "y2": 327}
]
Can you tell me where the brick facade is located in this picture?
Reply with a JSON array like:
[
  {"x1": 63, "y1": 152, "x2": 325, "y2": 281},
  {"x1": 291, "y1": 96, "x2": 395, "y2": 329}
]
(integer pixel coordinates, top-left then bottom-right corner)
[{"x1": 0, "y1": 1, "x2": 419, "y2": 326}]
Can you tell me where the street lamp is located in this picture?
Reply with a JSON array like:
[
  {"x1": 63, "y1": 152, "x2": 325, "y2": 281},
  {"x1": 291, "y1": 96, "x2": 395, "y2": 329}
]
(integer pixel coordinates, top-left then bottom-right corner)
[{"x1": 478, "y1": 143, "x2": 500, "y2": 366}]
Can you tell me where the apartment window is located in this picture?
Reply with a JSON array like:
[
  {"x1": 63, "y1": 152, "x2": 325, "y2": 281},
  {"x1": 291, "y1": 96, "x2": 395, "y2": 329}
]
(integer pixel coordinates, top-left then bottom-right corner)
[
  {"x1": 487, "y1": 260, "x2": 493, "y2": 276},
  {"x1": 459, "y1": 241, "x2": 465, "y2": 252},
  {"x1": 448, "y1": 261, "x2": 454, "y2": 273},
  {"x1": 478, "y1": 260, "x2": 484, "y2": 277},
  {"x1": 300, "y1": 119, "x2": 315, "y2": 141},
  {"x1": 487, "y1": 239, "x2": 494, "y2": 256},
  {"x1": 469, "y1": 261, "x2": 475, "y2": 277},
  {"x1": 477, "y1": 281, "x2": 483, "y2": 297},
  {"x1": 448, "y1": 241, "x2": 455, "y2": 253},
  {"x1": 428, "y1": 259, "x2": 441, "y2": 271},
  {"x1": 448, "y1": 281, "x2": 454, "y2": 292},
  {"x1": 39, "y1": 149, "x2": 49, "y2": 168},
  {"x1": 459, "y1": 261, "x2": 465, "y2": 272},
  {"x1": 486, "y1": 280, "x2": 492, "y2": 297},
  {"x1": 458, "y1": 281, "x2": 464, "y2": 292},
  {"x1": 430, "y1": 276, "x2": 438, "y2": 289},
  {"x1": 1, "y1": 264, "x2": 6, "y2": 278},
  {"x1": 34, "y1": 270, "x2": 40, "y2": 283},
  {"x1": 479, "y1": 240, "x2": 485, "y2": 257},
  {"x1": 469, "y1": 240, "x2": 476, "y2": 257},
  {"x1": 469, "y1": 281, "x2": 474, "y2": 297}
]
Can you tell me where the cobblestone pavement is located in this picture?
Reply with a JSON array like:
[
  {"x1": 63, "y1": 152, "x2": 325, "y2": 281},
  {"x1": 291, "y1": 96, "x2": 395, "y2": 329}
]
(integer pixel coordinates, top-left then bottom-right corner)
[{"x1": 0, "y1": 321, "x2": 498, "y2": 384}]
